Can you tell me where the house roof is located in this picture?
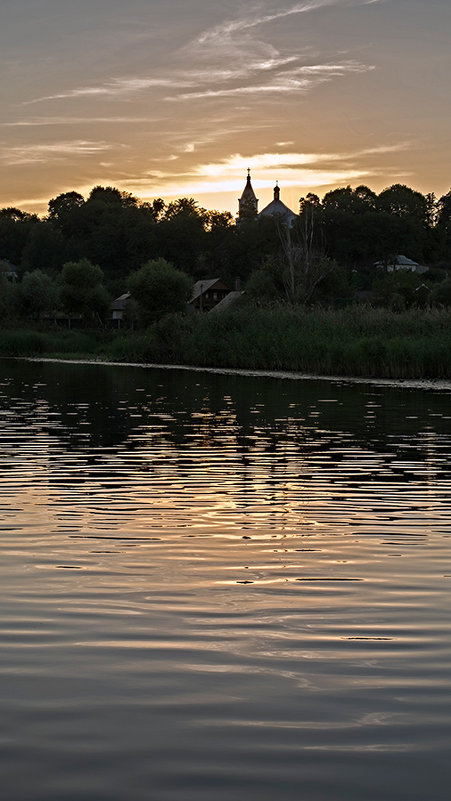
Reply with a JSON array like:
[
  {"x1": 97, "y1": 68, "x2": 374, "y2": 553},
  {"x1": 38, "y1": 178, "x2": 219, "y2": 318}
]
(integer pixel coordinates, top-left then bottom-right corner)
[
  {"x1": 0, "y1": 259, "x2": 18, "y2": 277},
  {"x1": 395, "y1": 255, "x2": 420, "y2": 266},
  {"x1": 375, "y1": 254, "x2": 420, "y2": 267},
  {"x1": 190, "y1": 278, "x2": 229, "y2": 303},
  {"x1": 375, "y1": 254, "x2": 428, "y2": 273},
  {"x1": 111, "y1": 292, "x2": 133, "y2": 311},
  {"x1": 209, "y1": 290, "x2": 243, "y2": 313}
]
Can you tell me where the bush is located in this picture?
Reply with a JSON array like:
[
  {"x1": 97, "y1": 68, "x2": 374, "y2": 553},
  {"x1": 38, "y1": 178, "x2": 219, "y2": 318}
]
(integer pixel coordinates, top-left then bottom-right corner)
[{"x1": 128, "y1": 258, "x2": 192, "y2": 326}]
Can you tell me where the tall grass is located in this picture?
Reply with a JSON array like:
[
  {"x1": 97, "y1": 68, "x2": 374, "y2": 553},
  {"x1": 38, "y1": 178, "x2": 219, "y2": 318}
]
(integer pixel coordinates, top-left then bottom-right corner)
[
  {"x1": 0, "y1": 328, "x2": 106, "y2": 358},
  {"x1": 1, "y1": 306, "x2": 450, "y2": 379}
]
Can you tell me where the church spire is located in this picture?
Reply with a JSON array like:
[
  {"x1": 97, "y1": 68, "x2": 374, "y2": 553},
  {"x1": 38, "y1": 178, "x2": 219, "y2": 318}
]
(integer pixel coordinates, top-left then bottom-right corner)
[{"x1": 238, "y1": 169, "x2": 258, "y2": 220}]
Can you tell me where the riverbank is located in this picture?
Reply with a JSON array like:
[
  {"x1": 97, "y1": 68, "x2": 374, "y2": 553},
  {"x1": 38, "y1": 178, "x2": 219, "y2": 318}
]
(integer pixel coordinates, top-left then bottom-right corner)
[{"x1": 1, "y1": 305, "x2": 450, "y2": 380}]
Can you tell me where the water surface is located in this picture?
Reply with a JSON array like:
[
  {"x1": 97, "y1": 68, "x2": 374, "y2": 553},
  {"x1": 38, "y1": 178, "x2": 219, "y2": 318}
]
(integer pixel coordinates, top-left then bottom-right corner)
[{"x1": 1, "y1": 359, "x2": 451, "y2": 800}]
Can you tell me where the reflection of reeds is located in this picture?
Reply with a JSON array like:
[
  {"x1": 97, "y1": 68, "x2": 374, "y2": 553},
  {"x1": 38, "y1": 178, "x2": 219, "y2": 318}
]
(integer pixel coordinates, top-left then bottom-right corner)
[{"x1": 1, "y1": 305, "x2": 450, "y2": 379}]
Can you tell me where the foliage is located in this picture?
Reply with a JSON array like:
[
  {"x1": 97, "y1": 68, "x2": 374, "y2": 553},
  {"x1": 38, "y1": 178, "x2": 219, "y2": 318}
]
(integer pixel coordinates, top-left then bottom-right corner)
[
  {"x1": 59, "y1": 259, "x2": 110, "y2": 321},
  {"x1": 1, "y1": 180, "x2": 451, "y2": 322},
  {"x1": 128, "y1": 258, "x2": 192, "y2": 325},
  {"x1": 21, "y1": 221, "x2": 69, "y2": 274},
  {"x1": 18, "y1": 270, "x2": 58, "y2": 320},
  {"x1": 245, "y1": 259, "x2": 283, "y2": 303},
  {"x1": 431, "y1": 278, "x2": 451, "y2": 307},
  {"x1": 0, "y1": 268, "x2": 15, "y2": 320}
]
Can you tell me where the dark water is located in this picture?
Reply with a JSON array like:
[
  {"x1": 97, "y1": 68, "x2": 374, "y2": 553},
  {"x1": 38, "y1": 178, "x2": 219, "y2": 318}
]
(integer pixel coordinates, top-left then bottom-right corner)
[{"x1": 1, "y1": 359, "x2": 451, "y2": 801}]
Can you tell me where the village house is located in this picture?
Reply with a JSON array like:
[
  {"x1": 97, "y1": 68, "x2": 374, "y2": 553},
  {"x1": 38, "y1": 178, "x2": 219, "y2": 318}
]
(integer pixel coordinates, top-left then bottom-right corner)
[
  {"x1": 189, "y1": 279, "x2": 231, "y2": 311},
  {"x1": 111, "y1": 292, "x2": 138, "y2": 328},
  {"x1": 375, "y1": 255, "x2": 429, "y2": 274},
  {"x1": 0, "y1": 259, "x2": 19, "y2": 282}
]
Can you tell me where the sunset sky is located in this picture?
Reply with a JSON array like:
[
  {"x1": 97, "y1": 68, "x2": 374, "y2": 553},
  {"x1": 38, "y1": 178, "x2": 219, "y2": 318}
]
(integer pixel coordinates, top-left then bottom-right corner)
[{"x1": 1, "y1": 0, "x2": 450, "y2": 216}]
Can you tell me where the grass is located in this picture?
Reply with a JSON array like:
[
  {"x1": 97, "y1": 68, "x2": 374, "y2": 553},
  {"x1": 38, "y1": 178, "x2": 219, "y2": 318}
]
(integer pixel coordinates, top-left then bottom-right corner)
[{"x1": 1, "y1": 305, "x2": 450, "y2": 380}]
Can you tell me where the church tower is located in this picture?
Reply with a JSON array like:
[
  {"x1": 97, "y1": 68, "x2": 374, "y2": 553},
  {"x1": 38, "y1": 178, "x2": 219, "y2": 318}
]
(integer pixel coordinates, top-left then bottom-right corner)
[{"x1": 238, "y1": 169, "x2": 258, "y2": 220}]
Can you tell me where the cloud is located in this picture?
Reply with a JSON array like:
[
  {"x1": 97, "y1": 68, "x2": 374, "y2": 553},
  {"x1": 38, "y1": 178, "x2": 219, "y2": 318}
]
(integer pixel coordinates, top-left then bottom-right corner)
[
  {"x1": 170, "y1": 2, "x2": 377, "y2": 102},
  {"x1": 23, "y1": 60, "x2": 303, "y2": 106},
  {"x1": 1, "y1": 116, "x2": 160, "y2": 127},
  {"x1": 196, "y1": 144, "x2": 410, "y2": 177},
  {"x1": 124, "y1": 170, "x2": 372, "y2": 200},
  {"x1": 117, "y1": 142, "x2": 405, "y2": 200},
  {"x1": 23, "y1": 78, "x2": 180, "y2": 105},
  {"x1": 170, "y1": 61, "x2": 373, "y2": 101},
  {"x1": 1, "y1": 140, "x2": 114, "y2": 165},
  {"x1": 23, "y1": 1, "x2": 379, "y2": 107},
  {"x1": 196, "y1": 0, "x2": 372, "y2": 45}
]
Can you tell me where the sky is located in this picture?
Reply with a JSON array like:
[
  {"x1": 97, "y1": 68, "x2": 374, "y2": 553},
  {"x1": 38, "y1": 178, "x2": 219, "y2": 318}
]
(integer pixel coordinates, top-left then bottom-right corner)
[{"x1": 1, "y1": 0, "x2": 450, "y2": 216}]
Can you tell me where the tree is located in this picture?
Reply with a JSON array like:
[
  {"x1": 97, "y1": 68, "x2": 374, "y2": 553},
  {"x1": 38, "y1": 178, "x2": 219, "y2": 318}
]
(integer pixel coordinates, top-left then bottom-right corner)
[
  {"x1": 377, "y1": 184, "x2": 429, "y2": 224},
  {"x1": 48, "y1": 191, "x2": 85, "y2": 236},
  {"x1": 142, "y1": 198, "x2": 166, "y2": 222},
  {"x1": 18, "y1": 270, "x2": 57, "y2": 320},
  {"x1": 88, "y1": 186, "x2": 138, "y2": 207},
  {"x1": 21, "y1": 221, "x2": 69, "y2": 274},
  {"x1": 372, "y1": 271, "x2": 429, "y2": 309},
  {"x1": 435, "y1": 190, "x2": 451, "y2": 264},
  {"x1": 63, "y1": 188, "x2": 158, "y2": 282},
  {"x1": 0, "y1": 264, "x2": 15, "y2": 321},
  {"x1": 156, "y1": 201, "x2": 208, "y2": 275},
  {"x1": 0, "y1": 207, "x2": 36, "y2": 223},
  {"x1": 276, "y1": 219, "x2": 335, "y2": 304},
  {"x1": 431, "y1": 278, "x2": 451, "y2": 307},
  {"x1": 48, "y1": 191, "x2": 84, "y2": 222},
  {"x1": 0, "y1": 208, "x2": 38, "y2": 266},
  {"x1": 59, "y1": 259, "x2": 110, "y2": 323},
  {"x1": 128, "y1": 258, "x2": 192, "y2": 325},
  {"x1": 163, "y1": 198, "x2": 208, "y2": 222},
  {"x1": 245, "y1": 259, "x2": 284, "y2": 304}
]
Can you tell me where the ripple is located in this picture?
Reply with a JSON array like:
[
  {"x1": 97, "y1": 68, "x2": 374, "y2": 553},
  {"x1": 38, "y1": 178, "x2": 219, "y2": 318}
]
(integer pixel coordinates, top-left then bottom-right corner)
[{"x1": 1, "y1": 359, "x2": 451, "y2": 801}]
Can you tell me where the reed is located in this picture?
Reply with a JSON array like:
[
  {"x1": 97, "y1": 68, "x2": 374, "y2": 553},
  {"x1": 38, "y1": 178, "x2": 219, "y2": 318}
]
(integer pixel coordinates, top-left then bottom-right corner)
[{"x1": 1, "y1": 305, "x2": 450, "y2": 379}]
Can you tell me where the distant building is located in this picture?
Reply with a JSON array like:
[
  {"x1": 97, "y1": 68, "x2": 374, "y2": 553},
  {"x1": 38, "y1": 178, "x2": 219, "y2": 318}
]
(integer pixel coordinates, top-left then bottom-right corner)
[
  {"x1": 111, "y1": 292, "x2": 137, "y2": 327},
  {"x1": 189, "y1": 279, "x2": 231, "y2": 311},
  {"x1": 259, "y1": 182, "x2": 297, "y2": 227},
  {"x1": 0, "y1": 259, "x2": 19, "y2": 282},
  {"x1": 237, "y1": 171, "x2": 296, "y2": 225},
  {"x1": 238, "y1": 170, "x2": 258, "y2": 220},
  {"x1": 209, "y1": 289, "x2": 244, "y2": 313},
  {"x1": 375, "y1": 255, "x2": 429, "y2": 274}
]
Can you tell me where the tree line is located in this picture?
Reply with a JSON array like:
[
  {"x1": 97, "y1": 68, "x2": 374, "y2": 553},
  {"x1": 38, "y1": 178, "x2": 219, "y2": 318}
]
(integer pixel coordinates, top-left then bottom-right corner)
[{"x1": 0, "y1": 181, "x2": 451, "y2": 325}]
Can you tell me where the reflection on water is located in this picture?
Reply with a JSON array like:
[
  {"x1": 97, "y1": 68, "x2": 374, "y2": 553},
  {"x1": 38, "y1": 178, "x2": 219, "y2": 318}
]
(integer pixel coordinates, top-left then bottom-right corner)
[{"x1": 1, "y1": 359, "x2": 451, "y2": 801}]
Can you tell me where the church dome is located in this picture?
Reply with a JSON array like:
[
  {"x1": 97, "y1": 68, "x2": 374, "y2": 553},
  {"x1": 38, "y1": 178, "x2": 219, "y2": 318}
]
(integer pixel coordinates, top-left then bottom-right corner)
[{"x1": 259, "y1": 182, "x2": 296, "y2": 225}]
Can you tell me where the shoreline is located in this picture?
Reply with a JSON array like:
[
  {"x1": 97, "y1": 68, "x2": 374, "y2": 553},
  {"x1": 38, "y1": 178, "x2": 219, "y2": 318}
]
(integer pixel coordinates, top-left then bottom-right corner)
[{"x1": 17, "y1": 355, "x2": 451, "y2": 392}]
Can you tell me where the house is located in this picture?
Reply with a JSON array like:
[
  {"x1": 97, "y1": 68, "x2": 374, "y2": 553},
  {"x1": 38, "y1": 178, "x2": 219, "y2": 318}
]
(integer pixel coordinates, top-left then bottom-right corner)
[
  {"x1": 189, "y1": 279, "x2": 231, "y2": 311},
  {"x1": 209, "y1": 289, "x2": 244, "y2": 313},
  {"x1": 375, "y1": 255, "x2": 429, "y2": 274},
  {"x1": 111, "y1": 292, "x2": 138, "y2": 328},
  {"x1": 0, "y1": 259, "x2": 19, "y2": 282}
]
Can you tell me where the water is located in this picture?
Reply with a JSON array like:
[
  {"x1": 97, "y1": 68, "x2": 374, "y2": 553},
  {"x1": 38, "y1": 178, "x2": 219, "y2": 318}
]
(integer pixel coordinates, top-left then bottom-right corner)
[{"x1": 1, "y1": 358, "x2": 451, "y2": 801}]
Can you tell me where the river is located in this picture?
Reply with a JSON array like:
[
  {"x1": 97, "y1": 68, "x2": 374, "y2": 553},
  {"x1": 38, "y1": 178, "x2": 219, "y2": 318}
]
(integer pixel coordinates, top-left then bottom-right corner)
[{"x1": 1, "y1": 359, "x2": 450, "y2": 800}]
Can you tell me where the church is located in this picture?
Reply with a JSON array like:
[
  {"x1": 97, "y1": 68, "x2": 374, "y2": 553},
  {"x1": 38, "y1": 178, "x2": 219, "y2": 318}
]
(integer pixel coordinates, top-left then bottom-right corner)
[{"x1": 237, "y1": 170, "x2": 297, "y2": 225}]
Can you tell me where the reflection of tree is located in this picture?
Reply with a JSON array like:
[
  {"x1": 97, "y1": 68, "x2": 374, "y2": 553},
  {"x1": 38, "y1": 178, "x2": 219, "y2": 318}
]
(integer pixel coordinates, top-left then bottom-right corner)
[{"x1": 1, "y1": 361, "x2": 451, "y2": 482}]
